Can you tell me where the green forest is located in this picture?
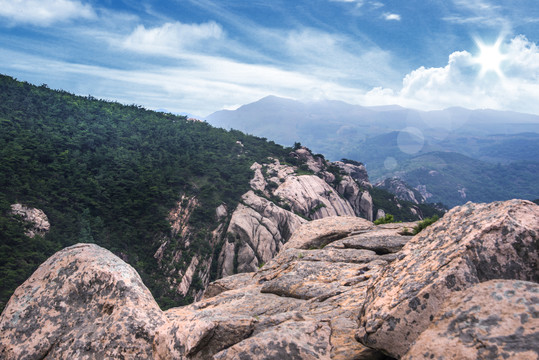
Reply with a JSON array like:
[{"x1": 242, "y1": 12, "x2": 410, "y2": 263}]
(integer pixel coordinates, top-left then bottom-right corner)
[{"x1": 0, "y1": 75, "x2": 292, "y2": 311}]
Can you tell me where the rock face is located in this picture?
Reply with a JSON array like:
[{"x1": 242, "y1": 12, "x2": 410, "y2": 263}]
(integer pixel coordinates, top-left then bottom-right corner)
[
  {"x1": 0, "y1": 217, "x2": 414, "y2": 360},
  {"x1": 375, "y1": 177, "x2": 426, "y2": 204},
  {"x1": 404, "y1": 280, "x2": 539, "y2": 360},
  {"x1": 215, "y1": 147, "x2": 432, "y2": 279},
  {"x1": 156, "y1": 216, "x2": 414, "y2": 360},
  {"x1": 217, "y1": 149, "x2": 374, "y2": 276},
  {"x1": 218, "y1": 191, "x2": 307, "y2": 277},
  {"x1": 1, "y1": 200, "x2": 537, "y2": 360},
  {"x1": 10, "y1": 203, "x2": 50, "y2": 238},
  {"x1": 0, "y1": 243, "x2": 166, "y2": 359},
  {"x1": 274, "y1": 175, "x2": 355, "y2": 219},
  {"x1": 357, "y1": 199, "x2": 539, "y2": 358}
]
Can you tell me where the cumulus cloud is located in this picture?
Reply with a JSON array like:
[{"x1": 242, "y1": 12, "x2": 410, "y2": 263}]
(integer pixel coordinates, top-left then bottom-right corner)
[
  {"x1": 384, "y1": 13, "x2": 401, "y2": 21},
  {"x1": 364, "y1": 35, "x2": 539, "y2": 115},
  {"x1": 122, "y1": 21, "x2": 224, "y2": 55},
  {"x1": 0, "y1": 0, "x2": 95, "y2": 26}
]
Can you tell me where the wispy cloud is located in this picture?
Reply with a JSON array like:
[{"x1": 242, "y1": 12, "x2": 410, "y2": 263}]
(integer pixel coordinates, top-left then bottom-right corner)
[
  {"x1": 443, "y1": 0, "x2": 509, "y2": 29},
  {"x1": 0, "y1": 0, "x2": 96, "y2": 26},
  {"x1": 122, "y1": 21, "x2": 224, "y2": 55}
]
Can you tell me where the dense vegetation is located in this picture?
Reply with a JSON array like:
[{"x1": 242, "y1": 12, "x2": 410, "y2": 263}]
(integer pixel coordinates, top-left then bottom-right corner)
[{"x1": 0, "y1": 75, "x2": 291, "y2": 311}]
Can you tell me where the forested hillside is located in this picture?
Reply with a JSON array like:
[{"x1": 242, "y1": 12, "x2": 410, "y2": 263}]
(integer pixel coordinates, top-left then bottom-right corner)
[
  {"x1": 0, "y1": 75, "x2": 445, "y2": 312},
  {"x1": 0, "y1": 75, "x2": 290, "y2": 310}
]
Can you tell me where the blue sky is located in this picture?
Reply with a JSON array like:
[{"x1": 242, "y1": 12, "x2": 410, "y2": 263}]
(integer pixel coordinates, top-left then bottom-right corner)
[{"x1": 1, "y1": 0, "x2": 539, "y2": 116}]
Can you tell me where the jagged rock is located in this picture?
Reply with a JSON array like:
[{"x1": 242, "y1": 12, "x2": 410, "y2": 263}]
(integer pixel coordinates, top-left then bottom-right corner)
[
  {"x1": 375, "y1": 209, "x2": 385, "y2": 220},
  {"x1": 282, "y1": 216, "x2": 373, "y2": 251},
  {"x1": 403, "y1": 280, "x2": 539, "y2": 360},
  {"x1": 249, "y1": 162, "x2": 267, "y2": 192},
  {"x1": 336, "y1": 176, "x2": 373, "y2": 220},
  {"x1": 326, "y1": 222, "x2": 417, "y2": 255},
  {"x1": 357, "y1": 200, "x2": 539, "y2": 359},
  {"x1": 218, "y1": 240, "x2": 236, "y2": 277},
  {"x1": 178, "y1": 256, "x2": 199, "y2": 296},
  {"x1": 333, "y1": 161, "x2": 371, "y2": 187},
  {"x1": 6, "y1": 199, "x2": 533, "y2": 360},
  {"x1": 274, "y1": 175, "x2": 355, "y2": 219},
  {"x1": 10, "y1": 203, "x2": 50, "y2": 238},
  {"x1": 358, "y1": 191, "x2": 373, "y2": 221},
  {"x1": 290, "y1": 147, "x2": 325, "y2": 173},
  {"x1": 375, "y1": 177, "x2": 426, "y2": 204},
  {"x1": 415, "y1": 184, "x2": 432, "y2": 201},
  {"x1": 215, "y1": 204, "x2": 228, "y2": 220},
  {"x1": 168, "y1": 194, "x2": 198, "y2": 238},
  {"x1": 0, "y1": 243, "x2": 166, "y2": 359},
  {"x1": 219, "y1": 191, "x2": 307, "y2": 276}
]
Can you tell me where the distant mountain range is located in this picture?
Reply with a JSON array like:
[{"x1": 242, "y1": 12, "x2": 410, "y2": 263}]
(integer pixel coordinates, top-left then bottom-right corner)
[{"x1": 206, "y1": 96, "x2": 539, "y2": 206}]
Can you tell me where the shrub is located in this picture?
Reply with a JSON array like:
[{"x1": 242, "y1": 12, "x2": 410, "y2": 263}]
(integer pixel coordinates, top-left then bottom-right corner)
[
  {"x1": 413, "y1": 215, "x2": 439, "y2": 234},
  {"x1": 374, "y1": 213, "x2": 395, "y2": 225}
]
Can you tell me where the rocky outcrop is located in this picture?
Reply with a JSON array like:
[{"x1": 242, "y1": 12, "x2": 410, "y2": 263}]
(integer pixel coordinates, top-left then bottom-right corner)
[
  {"x1": 10, "y1": 203, "x2": 50, "y2": 238},
  {"x1": 0, "y1": 217, "x2": 414, "y2": 360},
  {"x1": 274, "y1": 175, "x2": 355, "y2": 219},
  {"x1": 375, "y1": 177, "x2": 426, "y2": 204},
  {"x1": 0, "y1": 243, "x2": 166, "y2": 359},
  {"x1": 404, "y1": 280, "x2": 539, "y2": 360},
  {"x1": 333, "y1": 161, "x2": 370, "y2": 188},
  {"x1": 157, "y1": 216, "x2": 415, "y2": 359},
  {"x1": 218, "y1": 191, "x2": 307, "y2": 276},
  {"x1": 1, "y1": 200, "x2": 537, "y2": 360},
  {"x1": 218, "y1": 150, "x2": 374, "y2": 278},
  {"x1": 218, "y1": 148, "x2": 439, "y2": 279},
  {"x1": 357, "y1": 199, "x2": 539, "y2": 358},
  {"x1": 153, "y1": 194, "x2": 215, "y2": 302},
  {"x1": 335, "y1": 176, "x2": 373, "y2": 220}
]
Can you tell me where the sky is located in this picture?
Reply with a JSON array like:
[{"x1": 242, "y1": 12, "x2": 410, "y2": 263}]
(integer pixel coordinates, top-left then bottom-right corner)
[{"x1": 1, "y1": 0, "x2": 539, "y2": 117}]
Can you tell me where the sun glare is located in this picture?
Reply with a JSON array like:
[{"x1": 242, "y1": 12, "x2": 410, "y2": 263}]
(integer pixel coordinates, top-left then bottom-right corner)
[{"x1": 474, "y1": 37, "x2": 506, "y2": 78}]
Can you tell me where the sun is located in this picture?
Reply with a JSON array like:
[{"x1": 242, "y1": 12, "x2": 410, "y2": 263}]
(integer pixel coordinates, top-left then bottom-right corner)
[{"x1": 474, "y1": 37, "x2": 506, "y2": 78}]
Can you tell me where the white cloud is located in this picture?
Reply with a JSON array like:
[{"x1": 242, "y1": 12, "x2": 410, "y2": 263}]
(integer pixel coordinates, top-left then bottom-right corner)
[
  {"x1": 283, "y1": 28, "x2": 399, "y2": 87},
  {"x1": 384, "y1": 13, "x2": 401, "y2": 21},
  {"x1": 0, "y1": 0, "x2": 95, "y2": 26},
  {"x1": 123, "y1": 21, "x2": 224, "y2": 54},
  {"x1": 363, "y1": 35, "x2": 539, "y2": 115}
]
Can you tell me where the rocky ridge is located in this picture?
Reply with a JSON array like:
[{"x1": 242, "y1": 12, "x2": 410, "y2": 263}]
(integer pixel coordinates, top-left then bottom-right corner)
[
  {"x1": 374, "y1": 177, "x2": 426, "y2": 204},
  {"x1": 1, "y1": 199, "x2": 537, "y2": 359},
  {"x1": 214, "y1": 147, "x2": 428, "y2": 280}
]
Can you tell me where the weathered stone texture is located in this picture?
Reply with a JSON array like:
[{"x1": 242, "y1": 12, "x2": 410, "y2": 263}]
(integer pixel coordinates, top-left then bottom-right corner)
[
  {"x1": 403, "y1": 280, "x2": 539, "y2": 360},
  {"x1": 0, "y1": 243, "x2": 166, "y2": 360},
  {"x1": 357, "y1": 199, "x2": 539, "y2": 358}
]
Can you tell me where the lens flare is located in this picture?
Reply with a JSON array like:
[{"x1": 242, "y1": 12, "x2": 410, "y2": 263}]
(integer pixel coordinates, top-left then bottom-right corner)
[{"x1": 473, "y1": 36, "x2": 506, "y2": 78}]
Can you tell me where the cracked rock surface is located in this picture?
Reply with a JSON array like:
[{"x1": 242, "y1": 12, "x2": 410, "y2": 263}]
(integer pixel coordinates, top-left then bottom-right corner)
[
  {"x1": 403, "y1": 280, "x2": 539, "y2": 360},
  {"x1": 1, "y1": 200, "x2": 537, "y2": 360},
  {"x1": 357, "y1": 199, "x2": 539, "y2": 359}
]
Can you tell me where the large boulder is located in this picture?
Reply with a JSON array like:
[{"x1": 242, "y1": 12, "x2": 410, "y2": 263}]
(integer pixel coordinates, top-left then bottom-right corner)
[
  {"x1": 0, "y1": 243, "x2": 166, "y2": 360},
  {"x1": 218, "y1": 190, "x2": 307, "y2": 276},
  {"x1": 274, "y1": 175, "x2": 356, "y2": 219},
  {"x1": 282, "y1": 216, "x2": 373, "y2": 251},
  {"x1": 403, "y1": 280, "x2": 539, "y2": 360},
  {"x1": 357, "y1": 200, "x2": 539, "y2": 358}
]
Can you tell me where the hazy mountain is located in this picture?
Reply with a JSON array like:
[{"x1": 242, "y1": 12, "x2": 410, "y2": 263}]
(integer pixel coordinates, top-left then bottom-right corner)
[
  {"x1": 206, "y1": 96, "x2": 539, "y2": 206},
  {"x1": 206, "y1": 96, "x2": 539, "y2": 168}
]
